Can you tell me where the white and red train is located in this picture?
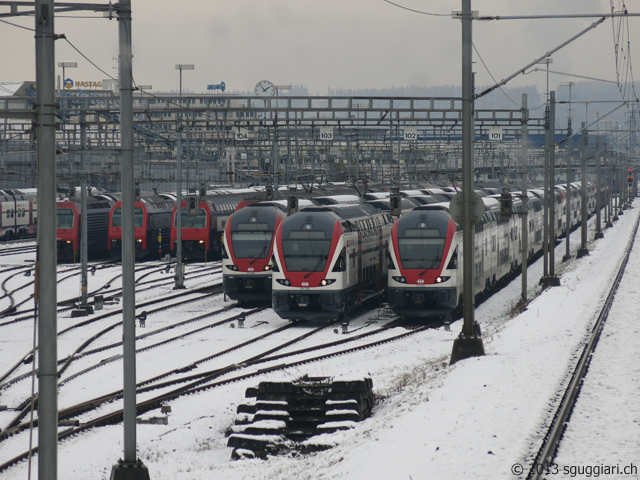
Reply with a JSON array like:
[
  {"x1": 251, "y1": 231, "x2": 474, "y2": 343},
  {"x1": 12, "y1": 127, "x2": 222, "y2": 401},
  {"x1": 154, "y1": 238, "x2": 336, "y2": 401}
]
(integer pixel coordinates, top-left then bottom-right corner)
[
  {"x1": 386, "y1": 182, "x2": 597, "y2": 318},
  {"x1": 266, "y1": 182, "x2": 598, "y2": 321},
  {"x1": 0, "y1": 189, "x2": 38, "y2": 241},
  {"x1": 271, "y1": 203, "x2": 393, "y2": 321}
]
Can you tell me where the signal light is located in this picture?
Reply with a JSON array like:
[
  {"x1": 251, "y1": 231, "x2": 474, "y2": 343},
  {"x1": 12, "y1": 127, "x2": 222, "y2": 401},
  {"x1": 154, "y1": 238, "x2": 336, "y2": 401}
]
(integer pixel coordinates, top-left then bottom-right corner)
[
  {"x1": 187, "y1": 196, "x2": 197, "y2": 216},
  {"x1": 500, "y1": 190, "x2": 512, "y2": 217},
  {"x1": 390, "y1": 195, "x2": 401, "y2": 217},
  {"x1": 288, "y1": 195, "x2": 298, "y2": 214}
]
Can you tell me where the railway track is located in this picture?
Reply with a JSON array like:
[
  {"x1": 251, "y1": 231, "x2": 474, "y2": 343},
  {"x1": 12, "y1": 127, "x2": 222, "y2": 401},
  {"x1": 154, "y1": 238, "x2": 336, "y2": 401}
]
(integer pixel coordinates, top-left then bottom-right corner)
[
  {"x1": 0, "y1": 296, "x2": 442, "y2": 473},
  {"x1": 0, "y1": 261, "x2": 221, "y2": 323},
  {"x1": 0, "y1": 243, "x2": 36, "y2": 258},
  {"x1": 525, "y1": 205, "x2": 640, "y2": 480}
]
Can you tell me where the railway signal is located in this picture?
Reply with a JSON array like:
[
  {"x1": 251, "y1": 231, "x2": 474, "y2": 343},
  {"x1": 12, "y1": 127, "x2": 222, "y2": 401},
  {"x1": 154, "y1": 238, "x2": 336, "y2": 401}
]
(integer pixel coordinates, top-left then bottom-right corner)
[
  {"x1": 390, "y1": 187, "x2": 401, "y2": 217},
  {"x1": 187, "y1": 196, "x2": 197, "y2": 216},
  {"x1": 500, "y1": 189, "x2": 513, "y2": 217}
]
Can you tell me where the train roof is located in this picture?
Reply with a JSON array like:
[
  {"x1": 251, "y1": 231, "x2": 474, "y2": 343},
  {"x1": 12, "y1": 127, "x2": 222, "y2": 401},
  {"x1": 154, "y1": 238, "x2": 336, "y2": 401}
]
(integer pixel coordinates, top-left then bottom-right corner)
[
  {"x1": 311, "y1": 194, "x2": 362, "y2": 205},
  {"x1": 57, "y1": 194, "x2": 114, "y2": 210},
  {"x1": 297, "y1": 202, "x2": 383, "y2": 220}
]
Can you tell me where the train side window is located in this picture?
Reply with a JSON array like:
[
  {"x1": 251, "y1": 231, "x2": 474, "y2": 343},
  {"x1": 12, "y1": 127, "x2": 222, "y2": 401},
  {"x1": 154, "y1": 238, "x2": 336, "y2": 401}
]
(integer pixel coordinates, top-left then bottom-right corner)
[
  {"x1": 332, "y1": 248, "x2": 346, "y2": 272},
  {"x1": 492, "y1": 236, "x2": 496, "y2": 252},
  {"x1": 446, "y1": 247, "x2": 458, "y2": 269}
]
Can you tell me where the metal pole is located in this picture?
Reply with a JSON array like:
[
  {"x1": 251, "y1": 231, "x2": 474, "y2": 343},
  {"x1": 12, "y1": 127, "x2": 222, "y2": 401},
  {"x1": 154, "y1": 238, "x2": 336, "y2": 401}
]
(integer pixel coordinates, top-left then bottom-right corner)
[
  {"x1": 450, "y1": 0, "x2": 484, "y2": 364},
  {"x1": 542, "y1": 102, "x2": 550, "y2": 278},
  {"x1": 548, "y1": 91, "x2": 557, "y2": 280},
  {"x1": 175, "y1": 126, "x2": 185, "y2": 288},
  {"x1": 35, "y1": 1, "x2": 58, "y2": 478},
  {"x1": 119, "y1": 0, "x2": 137, "y2": 465},
  {"x1": 520, "y1": 94, "x2": 529, "y2": 303},
  {"x1": 80, "y1": 111, "x2": 88, "y2": 307},
  {"x1": 563, "y1": 86, "x2": 573, "y2": 263},
  {"x1": 111, "y1": 2, "x2": 150, "y2": 479},
  {"x1": 577, "y1": 122, "x2": 589, "y2": 257}
]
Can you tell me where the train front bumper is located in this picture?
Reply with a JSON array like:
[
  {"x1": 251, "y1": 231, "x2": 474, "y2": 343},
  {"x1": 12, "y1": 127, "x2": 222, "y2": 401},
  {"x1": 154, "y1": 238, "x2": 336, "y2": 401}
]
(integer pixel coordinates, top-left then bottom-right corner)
[
  {"x1": 272, "y1": 289, "x2": 348, "y2": 321},
  {"x1": 387, "y1": 286, "x2": 458, "y2": 317},
  {"x1": 223, "y1": 274, "x2": 272, "y2": 302}
]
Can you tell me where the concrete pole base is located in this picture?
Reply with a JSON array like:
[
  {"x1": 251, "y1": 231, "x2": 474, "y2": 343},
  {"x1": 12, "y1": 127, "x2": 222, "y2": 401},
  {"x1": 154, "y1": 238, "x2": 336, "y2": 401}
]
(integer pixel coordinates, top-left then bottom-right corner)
[
  {"x1": 595, "y1": 231, "x2": 605, "y2": 239},
  {"x1": 540, "y1": 275, "x2": 561, "y2": 288},
  {"x1": 577, "y1": 247, "x2": 589, "y2": 258},
  {"x1": 562, "y1": 254, "x2": 572, "y2": 262},
  {"x1": 110, "y1": 460, "x2": 151, "y2": 480},
  {"x1": 450, "y1": 334, "x2": 485, "y2": 365}
]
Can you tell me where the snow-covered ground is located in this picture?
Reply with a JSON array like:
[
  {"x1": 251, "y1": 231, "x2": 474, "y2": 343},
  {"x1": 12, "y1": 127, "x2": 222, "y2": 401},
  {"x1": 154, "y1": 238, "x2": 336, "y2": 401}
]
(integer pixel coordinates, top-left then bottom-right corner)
[{"x1": 1, "y1": 204, "x2": 639, "y2": 480}]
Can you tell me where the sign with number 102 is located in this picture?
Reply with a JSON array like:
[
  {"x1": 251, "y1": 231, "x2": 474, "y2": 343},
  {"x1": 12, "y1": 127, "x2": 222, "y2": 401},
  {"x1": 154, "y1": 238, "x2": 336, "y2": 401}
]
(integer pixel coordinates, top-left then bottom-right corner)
[{"x1": 404, "y1": 127, "x2": 417, "y2": 141}]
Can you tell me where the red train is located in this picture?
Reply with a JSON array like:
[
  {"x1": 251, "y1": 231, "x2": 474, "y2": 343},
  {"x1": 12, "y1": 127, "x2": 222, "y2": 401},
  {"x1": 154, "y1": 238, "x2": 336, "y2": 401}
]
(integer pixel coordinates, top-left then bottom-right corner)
[
  {"x1": 170, "y1": 189, "x2": 260, "y2": 262},
  {"x1": 108, "y1": 193, "x2": 175, "y2": 260},
  {"x1": 56, "y1": 192, "x2": 116, "y2": 262}
]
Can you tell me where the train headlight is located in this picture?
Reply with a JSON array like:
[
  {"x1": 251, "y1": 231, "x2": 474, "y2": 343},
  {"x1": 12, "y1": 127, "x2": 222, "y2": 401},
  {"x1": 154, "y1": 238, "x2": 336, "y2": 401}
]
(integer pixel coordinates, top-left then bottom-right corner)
[
  {"x1": 435, "y1": 276, "x2": 451, "y2": 283},
  {"x1": 319, "y1": 279, "x2": 336, "y2": 287},
  {"x1": 263, "y1": 265, "x2": 271, "y2": 271},
  {"x1": 225, "y1": 265, "x2": 239, "y2": 271},
  {"x1": 392, "y1": 276, "x2": 407, "y2": 283},
  {"x1": 276, "y1": 279, "x2": 291, "y2": 286},
  {"x1": 198, "y1": 240, "x2": 205, "y2": 244},
  {"x1": 136, "y1": 238, "x2": 142, "y2": 243}
]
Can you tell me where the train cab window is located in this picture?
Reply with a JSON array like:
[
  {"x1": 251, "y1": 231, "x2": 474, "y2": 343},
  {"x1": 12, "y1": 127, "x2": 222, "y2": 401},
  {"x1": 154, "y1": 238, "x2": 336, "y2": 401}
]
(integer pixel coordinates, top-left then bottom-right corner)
[
  {"x1": 282, "y1": 230, "x2": 331, "y2": 272},
  {"x1": 446, "y1": 247, "x2": 458, "y2": 269},
  {"x1": 332, "y1": 248, "x2": 346, "y2": 272},
  {"x1": 56, "y1": 209, "x2": 74, "y2": 229},
  {"x1": 112, "y1": 207, "x2": 144, "y2": 227},
  {"x1": 397, "y1": 228, "x2": 444, "y2": 269},
  {"x1": 179, "y1": 208, "x2": 207, "y2": 228},
  {"x1": 231, "y1": 222, "x2": 273, "y2": 259},
  {"x1": 281, "y1": 213, "x2": 335, "y2": 272}
]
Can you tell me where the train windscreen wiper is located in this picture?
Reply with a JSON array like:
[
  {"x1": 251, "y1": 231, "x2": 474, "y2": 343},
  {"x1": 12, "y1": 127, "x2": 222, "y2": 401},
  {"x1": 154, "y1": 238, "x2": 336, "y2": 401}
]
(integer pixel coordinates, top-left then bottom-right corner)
[{"x1": 418, "y1": 255, "x2": 441, "y2": 276}]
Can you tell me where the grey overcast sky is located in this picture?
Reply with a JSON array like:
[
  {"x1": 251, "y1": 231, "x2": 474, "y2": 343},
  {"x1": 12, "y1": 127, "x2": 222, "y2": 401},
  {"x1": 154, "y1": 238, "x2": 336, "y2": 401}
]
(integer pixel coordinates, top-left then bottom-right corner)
[{"x1": 0, "y1": 0, "x2": 637, "y2": 96}]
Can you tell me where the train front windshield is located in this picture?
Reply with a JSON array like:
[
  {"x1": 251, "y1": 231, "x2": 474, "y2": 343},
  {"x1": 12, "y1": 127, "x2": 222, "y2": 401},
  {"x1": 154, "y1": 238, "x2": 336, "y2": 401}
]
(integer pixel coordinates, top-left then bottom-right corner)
[
  {"x1": 177, "y1": 208, "x2": 207, "y2": 228},
  {"x1": 282, "y1": 232, "x2": 332, "y2": 272},
  {"x1": 111, "y1": 207, "x2": 144, "y2": 227},
  {"x1": 397, "y1": 210, "x2": 450, "y2": 269},
  {"x1": 229, "y1": 207, "x2": 280, "y2": 259},
  {"x1": 56, "y1": 209, "x2": 74, "y2": 228},
  {"x1": 231, "y1": 224, "x2": 273, "y2": 259},
  {"x1": 281, "y1": 213, "x2": 334, "y2": 272}
]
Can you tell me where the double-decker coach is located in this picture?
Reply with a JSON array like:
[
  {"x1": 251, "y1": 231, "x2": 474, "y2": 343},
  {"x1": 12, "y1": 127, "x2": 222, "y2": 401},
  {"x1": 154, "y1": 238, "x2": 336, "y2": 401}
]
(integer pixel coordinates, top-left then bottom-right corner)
[
  {"x1": 272, "y1": 203, "x2": 393, "y2": 321},
  {"x1": 0, "y1": 189, "x2": 37, "y2": 240}
]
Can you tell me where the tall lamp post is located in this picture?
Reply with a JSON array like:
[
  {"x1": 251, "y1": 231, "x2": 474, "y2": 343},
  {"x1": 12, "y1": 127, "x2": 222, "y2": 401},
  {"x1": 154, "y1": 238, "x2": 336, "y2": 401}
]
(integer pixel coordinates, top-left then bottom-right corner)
[
  {"x1": 537, "y1": 58, "x2": 552, "y2": 282},
  {"x1": 175, "y1": 64, "x2": 194, "y2": 97},
  {"x1": 560, "y1": 81, "x2": 575, "y2": 262},
  {"x1": 57, "y1": 61, "x2": 77, "y2": 91},
  {"x1": 174, "y1": 65, "x2": 193, "y2": 288}
]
